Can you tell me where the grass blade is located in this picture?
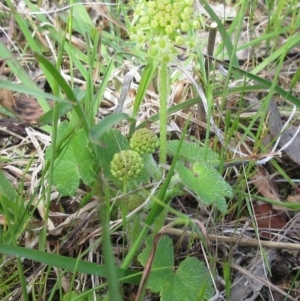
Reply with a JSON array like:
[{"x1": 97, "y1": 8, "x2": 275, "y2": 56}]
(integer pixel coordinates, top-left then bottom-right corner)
[{"x1": 0, "y1": 244, "x2": 141, "y2": 285}]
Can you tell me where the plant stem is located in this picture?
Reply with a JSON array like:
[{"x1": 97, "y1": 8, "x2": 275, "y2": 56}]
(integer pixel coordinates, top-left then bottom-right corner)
[
  {"x1": 98, "y1": 174, "x2": 123, "y2": 301},
  {"x1": 158, "y1": 61, "x2": 170, "y2": 165},
  {"x1": 121, "y1": 117, "x2": 190, "y2": 269},
  {"x1": 121, "y1": 178, "x2": 128, "y2": 225}
]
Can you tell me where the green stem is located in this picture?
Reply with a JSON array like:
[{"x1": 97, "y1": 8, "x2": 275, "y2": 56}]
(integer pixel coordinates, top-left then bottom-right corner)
[
  {"x1": 121, "y1": 178, "x2": 128, "y2": 225},
  {"x1": 99, "y1": 175, "x2": 123, "y2": 301},
  {"x1": 121, "y1": 116, "x2": 191, "y2": 269},
  {"x1": 158, "y1": 62, "x2": 170, "y2": 165}
]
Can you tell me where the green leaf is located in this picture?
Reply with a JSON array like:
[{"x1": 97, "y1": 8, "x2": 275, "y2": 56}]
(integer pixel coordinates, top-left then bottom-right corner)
[
  {"x1": 250, "y1": 33, "x2": 300, "y2": 76},
  {"x1": 138, "y1": 236, "x2": 214, "y2": 301},
  {"x1": 0, "y1": 79, "x2": 64, "y2": 103},
  {"x1": 212, "y1": 59, "x2": 300, "y2": 108},
  {"x1": 89, "y1": 113, "x2": 134, "y2": 146},
  {"x1": 39, "y1": 88, "x2": 85, "y2": 126},
  {"x1": 97, "y1": 129, "x2": 151, "y2": 186},
  {"x1": 38, "y1": 101, "x2": 73, "y2": 126},
  {"x1": 192, "y1": 162, "x2": 233, "y2": 199},
  {"x1": 123, "y1": 118, "x2": 191, "y2": 269},
  {"x1": 0, "y1": 244, "x2": 141, "y2": 285},
  {"x1": 62, "y1": 291, "x2": 79, "y2": 301},
  {"x1": 71, "y1": 129, "x2": 96, "y2": 185},
  {"x1": 0, "y1": 170, "x2": 16, "y2": 201},
  {"x1": 161, "y1": 257, "x2": 214, "y2": 301},
  {"x1": 93, "y1": 58, "x2": 115, "y2": 116},
  {"x1": 176, "y1": 162, "x2": 232, "y2": 212},
  {"x1": 199, "y1": 0, "x2": 239, "y2": 79},
  {"x1": 138, "y1": 235, "x2": 174, "y2": 293},
  {"x1": 132, "y1": 60, "x2": 157, "y2": 117},
  {"x1": 34, "y1": 53, "x2": 90, "y2": 133},
  {"x1": 98, "y1": 129, "x2": 130, "y2": 179},
  {"x1": 167, "y1": 141, "x2": 220, "y2": 165},
  {"x1": 0, "y1": 42, "x2": 49, "y2": 111},
  {"x1": 167, "y1": 140, "x2": 232, "y2": 212},
  {"x1": 142, "y1": 153, "x2": 162, "y2": 181},
  {"x1": 47, "y1": 123, "x2": 96, "y2": 196},
  {"x1": 63, "y1": 291, "x2": 103, "y2": 301},
  {"x1": 290, "y1": 68, "x2": 300, "y2": 91}
]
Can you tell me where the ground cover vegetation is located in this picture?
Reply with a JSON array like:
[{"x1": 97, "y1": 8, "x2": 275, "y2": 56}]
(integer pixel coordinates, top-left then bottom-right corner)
[{"x1": 0, "y1": 0, "x2": 300, "y2": 300}]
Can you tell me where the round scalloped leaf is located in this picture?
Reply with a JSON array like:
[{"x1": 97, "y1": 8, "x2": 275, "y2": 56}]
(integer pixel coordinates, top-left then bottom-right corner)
[
  {"x1": 193, "y1": 161, "x2": 233, "y2": 199},
  {"x1": 167, "y1": 140, "x2": 220, "y2": 165},
  {"x1": 138, "y1": 235, "x2": 214, "y2": 300},
  {"x1": 46, "y1": 122, "x2": 96, "y2": 196},
  {"x1": 175, "y1": 161, "x2": 231, "y2": 212}
]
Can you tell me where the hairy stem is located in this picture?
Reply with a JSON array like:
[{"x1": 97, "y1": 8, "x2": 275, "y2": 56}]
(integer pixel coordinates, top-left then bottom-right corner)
[{"x1": 158, "y1": 62, "x2": 170, "y2": 165}]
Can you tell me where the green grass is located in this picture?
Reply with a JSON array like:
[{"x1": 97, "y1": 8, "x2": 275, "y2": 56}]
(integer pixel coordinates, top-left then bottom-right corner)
[{"x1": 1, "y1": 0, "x2": 300, "y2": 300}]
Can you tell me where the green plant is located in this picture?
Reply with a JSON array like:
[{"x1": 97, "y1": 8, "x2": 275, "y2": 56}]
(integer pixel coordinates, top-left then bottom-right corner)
[
  {"x1": 129, "y1": 128, "x2": 159, "y2": 155},
  {"x1": 129, "y1": 0, "x2": 201, "y2": 60},
  {"x1": 46, "y1": 121, "x2": 232, "y2": 213},
  {"x1": 0, "y1": 170, "x2": 31, "y2": 244},
  {"x1": 110, "y1": 150, "x2": 144, "y2": 181},
  {"x1": 45, "y1": 121, "x2": 96, "y2": 196},
  {"x1": 5, "y1": 1, "x2": 300, "y2": 299},
  {"x1": 167, "y1": 141, "x2": 233, "y2": 212},
  {"x1": 138, "y1": 235, "x2": 214, "y2": 301},
  {"x1": 124, "y1": 194, "x2": 144, "y2": 250},
  {"x1": 62, "y1": 291, "x2": 102, "y2": 301},
  {"x1": 129, "y1": 0, "x2": 203, "y2": 165}
]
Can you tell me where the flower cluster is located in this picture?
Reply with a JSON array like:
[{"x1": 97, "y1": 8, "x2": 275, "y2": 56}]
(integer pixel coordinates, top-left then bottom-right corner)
[
  {"x1": 130, "y1": 0, "x2": 201, "y2": 61},
  {"x1": 110, "y1": 150, "x2": 144, "y2": 181},
  {"x1": 110, "y1": 129, "x2": 158, "y2": 181},
  {"x1": 130, "y1": 128, "x2": 159, "y2": 155}
]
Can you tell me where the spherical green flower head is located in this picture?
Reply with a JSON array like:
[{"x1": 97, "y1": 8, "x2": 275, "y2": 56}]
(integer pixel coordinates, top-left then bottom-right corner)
[
  {"x1": 110, "y1": 150, "x2": 144, "y2": 181},
  {"x1": 129, "y1": 0, "x2": 202, "y2": 62},
  {"x1": 130, "y1": 128, "x2": 159, "y2": 155}
]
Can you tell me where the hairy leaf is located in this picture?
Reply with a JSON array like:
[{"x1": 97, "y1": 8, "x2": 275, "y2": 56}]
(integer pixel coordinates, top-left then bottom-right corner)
[
  {"x1": 98, "y1": 129, "x2": 130, "y2": 179},
  {"x1": 138, "y1": 235, "x2": 214, "y2": 301},
  {"x1": 176, "y1": 161, "x2": 232, "y2": 212},
  {"x1": 89, "y1": 113, "x2": 134, "y2": 145},
  {"x1": 46, "y1": 122, "x2": 96, "y2": 196},
  {"x1": 167, "y1": 140, "x2": 220, "y2": 165}
]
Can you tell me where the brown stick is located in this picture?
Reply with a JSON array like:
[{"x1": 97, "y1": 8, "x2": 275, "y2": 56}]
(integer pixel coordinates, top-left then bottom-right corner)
[{"x1": 166, "y1": 227, "x2": 300, "y2": 251}]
